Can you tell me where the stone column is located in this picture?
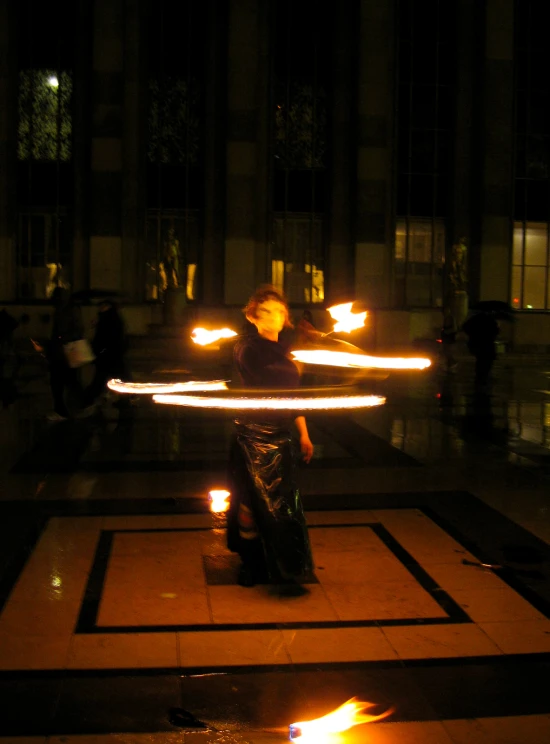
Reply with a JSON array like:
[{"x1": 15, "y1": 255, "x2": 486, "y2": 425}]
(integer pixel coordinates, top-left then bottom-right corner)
[
  {"x1": 476, "y1": 0, "x2": 514, "y2": 303},
  {"x1": 354, "y1": 0, "x2": 395, "y2": 309},
  {"x1": 122, "y1": 0, "x2": 146, "y2": 302},
  {"x1": 89, "y1": 0, "x2": 124, "y2": 292},
  {"x1": 202, "y1": 0, "x2": 226, "y2": 305},
  {"x1": 224, "y1": 0, "x2": 270, "y2": 305},
  {"x1": 0, "y1": 0, "x2": 16, "y2": 301},
  {"x1": 327, "y1": 0, "x2": 355, "y2": 304}
]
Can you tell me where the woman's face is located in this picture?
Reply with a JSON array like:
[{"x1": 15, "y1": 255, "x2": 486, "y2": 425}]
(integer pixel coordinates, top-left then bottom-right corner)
[{"x1": 250, "y1": 299, "x2": 287, "y2": 337}]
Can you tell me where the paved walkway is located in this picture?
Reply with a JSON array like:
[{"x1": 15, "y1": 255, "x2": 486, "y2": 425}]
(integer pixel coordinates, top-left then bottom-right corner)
[{"x1": 1, "y1": 353, "x2": 550, "y2": 742}]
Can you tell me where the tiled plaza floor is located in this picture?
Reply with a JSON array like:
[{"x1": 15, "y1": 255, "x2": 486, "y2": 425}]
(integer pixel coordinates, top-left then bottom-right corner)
[{"x1": 1, "y1": 355, "x2": 550, "y2": 741}]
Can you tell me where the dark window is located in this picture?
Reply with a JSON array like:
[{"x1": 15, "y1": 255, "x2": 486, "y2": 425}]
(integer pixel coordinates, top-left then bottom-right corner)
[
  {"x1": 146, "y1": 0, "x2": 205, "y2": 302},
  {"x1": 395, "y1": 0, "x2": 454, "y2": 308},
  {"x1": 16, "y1": 0, "x2": 75, "y2": 299},
  {"x1": 271, "y1": 0, "x2": 328, "y2": 304}
]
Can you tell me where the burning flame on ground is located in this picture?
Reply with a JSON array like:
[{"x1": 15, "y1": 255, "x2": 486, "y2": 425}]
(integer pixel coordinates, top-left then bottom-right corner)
[
  {"x1": 191, "y1": 327, "x2": 237, "y2": 346},
  {"x1": 153, "y1": 393, "x2": 386, "y2": 411},
  {"x1": 107, "y1": 379, "x2": 229, "y2": 394},
  {"x1": 291, "y1": 349, "x2": 431, "y2": 370},
  {"x1": 209, "y1": 489, "x2": 230, "y2": 513},
  {"x1": 289, "y1": 697, "x2": 394, "y2": 743},
  {"x1": 327, "y1": 303, "x2": 367, "y2": 334}
]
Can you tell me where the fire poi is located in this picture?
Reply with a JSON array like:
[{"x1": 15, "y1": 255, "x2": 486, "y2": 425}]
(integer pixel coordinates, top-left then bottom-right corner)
[
  {"x1": 107, "y1": 379, "x2": 228, "y2": 394},
  {"x1": 153, "y1": 392, "x2": 385, "y2": 411},
  {"x1": 191, "y1": 327, "x2": 237, "y2": 345},
  {"x1": 108, "y1": 302, "x2": 430, "y2": 411},
  {"x1": 289, "y1": 697, "x2": 394, "y2": 742},
  {"x1": 327, "y1": 302, "x2": 367, "y2": 334}
]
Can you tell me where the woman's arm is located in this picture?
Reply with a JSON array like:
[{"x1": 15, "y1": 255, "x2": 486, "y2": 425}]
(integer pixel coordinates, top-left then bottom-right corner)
[{"x1": 294, "y1": 415, "x2": 313, "y2": 463}]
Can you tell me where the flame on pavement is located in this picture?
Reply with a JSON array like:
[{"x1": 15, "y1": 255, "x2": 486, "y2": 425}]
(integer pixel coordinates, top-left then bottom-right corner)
[
  {"x1": 209, "y1": 489, "x2": 230, "y2": 513},
  {"x1": 289, "y1": 697, "x2": 394, "y2": 743}
]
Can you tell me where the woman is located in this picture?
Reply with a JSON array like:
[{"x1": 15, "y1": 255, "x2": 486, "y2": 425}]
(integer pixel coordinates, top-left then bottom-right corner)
[
  {"x1": 227, "y1": 285, "x2": 314, "y2": 590},
  {"x1": 32, "y1": 287, "x2": 85, "y2": 421},
  {"x1": 83, "y1": 301, "x2": 129, "y2": 407}
]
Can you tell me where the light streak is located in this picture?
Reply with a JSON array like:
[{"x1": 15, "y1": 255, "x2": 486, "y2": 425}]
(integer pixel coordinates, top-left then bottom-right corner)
[
  {"x1": 191, "y1": 327, "x2": 237, "y2": 346},
  {"x1": 327, "y1": 302, "x2": 367, "y2": 333},
  {"x1": 291, "y1": 349, "x2": 431, "y2": 370},
  {"x1": 153, "y1": 393, "x2": 385, "y2": 411},
  {"x1": 107, "y1": 379, "x2": 229, "y2": 394}
]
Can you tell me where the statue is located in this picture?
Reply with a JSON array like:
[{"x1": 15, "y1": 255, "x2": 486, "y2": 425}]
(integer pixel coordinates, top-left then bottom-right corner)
[
  {"x1": 447, "y1": 237, "x2": 468, "y2": 327},
  {"x1": 449, "y1": 237, "x2": 467, "y2": 292},
  {"x1": 163, "y1": 228, "x2": 181, "y2": 289}
]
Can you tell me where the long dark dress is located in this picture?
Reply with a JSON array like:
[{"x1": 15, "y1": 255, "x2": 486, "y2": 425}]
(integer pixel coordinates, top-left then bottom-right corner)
[
  {"x1": 83, "y1": 306, "x2": 130, "y2": 406},
  {"x1": 227, "y1": 330, "x2": 313, "y2": 580}
]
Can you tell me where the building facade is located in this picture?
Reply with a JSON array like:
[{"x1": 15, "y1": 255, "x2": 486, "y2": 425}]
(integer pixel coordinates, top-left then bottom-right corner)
[{"x1": 1, "y1": 0, "x2": 550, "y2": 349}]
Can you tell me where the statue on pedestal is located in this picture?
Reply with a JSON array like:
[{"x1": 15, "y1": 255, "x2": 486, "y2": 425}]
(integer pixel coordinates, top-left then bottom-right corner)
[
  {"x1": 448, "y1": 237, "x2": 469, "y2": 328},
  {"x1": 163, "y1": 228, "x2": 181, "y2": 290}
]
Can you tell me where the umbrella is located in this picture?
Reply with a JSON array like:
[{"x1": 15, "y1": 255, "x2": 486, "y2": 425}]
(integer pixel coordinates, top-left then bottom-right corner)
[
  {"x1": 470, "y1": 300, "x2": 514, "y2": 320},
  {"x1": 0, "y1": 308, "x2": 19, "y2": 336},
  {"x1": 71, "y1": 289, "x2": 125, "y2": 302},
  {"x1": 471, "y1": 300, "x2": 514, "y2": 313}
]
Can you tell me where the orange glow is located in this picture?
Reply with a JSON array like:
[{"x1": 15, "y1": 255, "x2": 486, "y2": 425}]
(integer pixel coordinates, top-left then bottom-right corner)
[
  {"x1": 153, "y1": 393, "x2": 386, "y2": 411},
  {"x1": 107, "y1": 379, "x2": 229, "y2": 394},
  {"x1": 191, "y1": 327, "x2": 237, "y2": 346},
  {"x1": 327, "y1": 302, "x2": 367, "y2": 333},
  {"x1": 291, "y1": 349, "x2": 431, "y2": 370},
  {"x1": 289, "y1": 697, "x2": 394, "y2": 743},
  {"x1": 209, "y1": 489, "x2": 230, "y2": 513}
]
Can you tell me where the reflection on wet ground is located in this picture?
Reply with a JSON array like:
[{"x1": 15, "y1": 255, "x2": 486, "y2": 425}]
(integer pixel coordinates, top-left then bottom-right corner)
[{"x1": 1, "y1": 354, "x2": 550, "y2": 741}]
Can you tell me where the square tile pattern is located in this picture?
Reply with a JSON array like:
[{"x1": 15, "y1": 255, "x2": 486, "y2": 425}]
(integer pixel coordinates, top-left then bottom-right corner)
[{"x1": 0, "y1": 509, "x2": 548, "y2": 671}]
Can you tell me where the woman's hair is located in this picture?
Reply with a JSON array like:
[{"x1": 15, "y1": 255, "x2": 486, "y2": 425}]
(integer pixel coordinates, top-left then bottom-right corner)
[{"x1": 243, "y1": 284, "x2": 293, "y2": 328}]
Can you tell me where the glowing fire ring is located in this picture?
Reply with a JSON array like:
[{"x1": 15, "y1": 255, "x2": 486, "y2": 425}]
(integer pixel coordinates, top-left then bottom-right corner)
[
  {"x1": 153, "y1": 393, "x2": 385, "y2": 411},
  {"x1": 291, "y1": 349, "x2": 431, "y2": 370},
  {"x1": 107, "y1": 379, "x2": 229, "y2": 394}
]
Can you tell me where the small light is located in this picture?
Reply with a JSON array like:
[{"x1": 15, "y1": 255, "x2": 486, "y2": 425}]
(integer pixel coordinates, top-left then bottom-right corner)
[
  {"x1": 47, "y1": 75, "x2": 59, "y2": 87},
  {"x1": 527, "y1": 304, "x2": 533, "y2": 309}
]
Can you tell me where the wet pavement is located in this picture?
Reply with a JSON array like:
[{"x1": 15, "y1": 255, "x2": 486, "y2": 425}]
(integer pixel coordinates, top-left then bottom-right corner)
[{"x1": 1, "y1": 352, "x2": 550, "y2": 742}]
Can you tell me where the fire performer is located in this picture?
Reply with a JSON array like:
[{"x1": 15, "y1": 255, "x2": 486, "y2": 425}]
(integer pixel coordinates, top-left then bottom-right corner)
[{"x1": 227, "y1": 285, "x2": 314, "y2": 591}]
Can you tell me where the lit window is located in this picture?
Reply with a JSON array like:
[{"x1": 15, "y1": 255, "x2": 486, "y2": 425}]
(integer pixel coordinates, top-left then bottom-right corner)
[
  {"x1": 511, "y1": 222, "x2": 549, "y2": 310},
  {"x1": 395, "y1": 219, "x2": 445, "y2": 307}
]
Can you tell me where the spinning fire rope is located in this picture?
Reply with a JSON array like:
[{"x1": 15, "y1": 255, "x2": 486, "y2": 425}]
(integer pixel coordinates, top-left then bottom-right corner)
[{"x1": 108, "y1": 301, "x2": 430, "y2": 411}]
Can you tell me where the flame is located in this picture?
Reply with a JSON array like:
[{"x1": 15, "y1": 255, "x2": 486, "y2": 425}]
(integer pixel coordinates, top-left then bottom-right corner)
[
  {"x1": 107, "y1": 379, "x2": 229, "y2": 394},
  {"x1": 327, "y1": 303, "x2": 367, "y2": 334},
  {"x1": 191, "y1": 327, "x2": 237, "y2": 346},
  {"x1": 153, "y1": 393, "x2": 385, "y2": 411},
  {"x1": 289, "y1": 697, "x2": 394, "y2": 743},
  {"x1": 209, "y1": 489, "x2": 230, "y2": 513},
  {"x1": 291, "y1": 349, "x2": 431, "y2": 370}
]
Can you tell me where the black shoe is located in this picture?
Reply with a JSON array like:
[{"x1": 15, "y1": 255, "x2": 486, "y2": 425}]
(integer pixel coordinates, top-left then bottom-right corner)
[
  {"x1": 273, "y1": 578, "x2": 309, "y2": 597},
  {"x1": 237, "y1": 565, "x2": 257, "y2": 587}
]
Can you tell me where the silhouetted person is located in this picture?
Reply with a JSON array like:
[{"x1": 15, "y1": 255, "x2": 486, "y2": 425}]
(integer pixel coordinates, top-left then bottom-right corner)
[
  {"x1": 462, "y1": 311, "x2": 499, "y2": 386},
  {"x1": 32, "y1": 288, "x2": 85, "y2": 421},
  {"x1": 0, "y1": 308, "x2": 19, "y2": 407},
  {"x1": 83, "y1": 301, "x2": 129, "y2": 407}
]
